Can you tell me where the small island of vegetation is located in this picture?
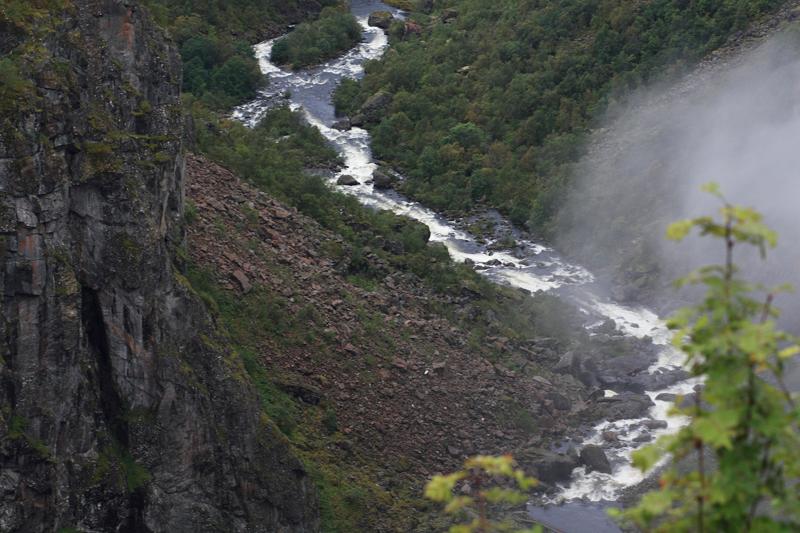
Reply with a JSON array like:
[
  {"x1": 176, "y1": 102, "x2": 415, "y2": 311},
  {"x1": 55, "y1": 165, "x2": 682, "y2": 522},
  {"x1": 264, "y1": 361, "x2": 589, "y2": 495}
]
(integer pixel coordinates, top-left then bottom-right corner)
[{"x1": 271, "y1": 7, "x2": 362, "y2": 69}]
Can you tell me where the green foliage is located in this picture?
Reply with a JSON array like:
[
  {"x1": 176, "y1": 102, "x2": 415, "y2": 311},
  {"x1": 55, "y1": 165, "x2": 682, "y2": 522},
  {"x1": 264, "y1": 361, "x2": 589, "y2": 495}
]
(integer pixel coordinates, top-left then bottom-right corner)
[
  {"x1": 332, "y1": 77, "x2": 363, "y2": 117},
  {"x1": 97, "y1": 443, "x2": 152, "y2": 492},
  {"x1": 425, "y1": 455, "x2": 540, "y2": 533},
  {"x1": 616, "y1": 186, "x2": 800, "y2": 531},
  {"x1": 0, "y1": 1, "x2": 72, "y2": 119},
  {"x1": 143, "y1": 1, "x2": 273, "y2": 108},
  {"x1": 192, "y1": 103, "x2": 500, "y2": 296},
  {"x1": 271, "y1": 7, "x2": 362, "y2": 69},
  {"x1": 185, "y1": 264, "x2": 304, "y2": 434},
  {"x1": 144, "y1": 0, "x2": 339, "y2": 43},
  {"x1": 6, "y1": 414, "x2": 53, "y2": 460},
  {"x1": 184, "y1": 199, "x2": 199, "y2": 225},
  {"x1": 347, "y1": 0, "x2": 784, "y2": 229},
  {"x1": 0, "y1": 58, "x2": 36, "y2": 115},
  {"x1": 119, "y1": 450, "x2": 152, "y2": 492},
  {"x1": 178, "y1": 33, "x2": 263, "y2": 108}
]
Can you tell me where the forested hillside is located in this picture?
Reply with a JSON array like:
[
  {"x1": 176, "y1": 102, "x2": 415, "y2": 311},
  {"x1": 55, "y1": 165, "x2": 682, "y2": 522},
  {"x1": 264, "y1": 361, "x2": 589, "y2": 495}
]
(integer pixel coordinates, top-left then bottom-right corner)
[
  {"x1": 143, "y1": 0, "x2": 338, "y2": 107},
  {"x1": 271, "y1": 6, "x2": 363, "y2": 68},
  {"x1": 339, "y1": 0, "x2": 786, "y2": 230}
]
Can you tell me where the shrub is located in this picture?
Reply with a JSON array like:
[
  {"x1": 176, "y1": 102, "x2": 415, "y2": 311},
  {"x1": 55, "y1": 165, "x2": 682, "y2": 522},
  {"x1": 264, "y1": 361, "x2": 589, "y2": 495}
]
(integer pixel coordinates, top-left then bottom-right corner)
[
  {"x1": 616, "y1": 184, "x2": 800, "y2": 531},
  {"x1": 270, "y1": 7, "x2": 362, "y2": 69}
]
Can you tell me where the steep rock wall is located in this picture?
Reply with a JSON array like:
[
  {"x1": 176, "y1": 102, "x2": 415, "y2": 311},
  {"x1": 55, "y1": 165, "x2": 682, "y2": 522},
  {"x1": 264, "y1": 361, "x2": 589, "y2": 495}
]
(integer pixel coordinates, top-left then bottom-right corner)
[{"x1": 0, "y1": 1, "x2": 317, "y2": 531}]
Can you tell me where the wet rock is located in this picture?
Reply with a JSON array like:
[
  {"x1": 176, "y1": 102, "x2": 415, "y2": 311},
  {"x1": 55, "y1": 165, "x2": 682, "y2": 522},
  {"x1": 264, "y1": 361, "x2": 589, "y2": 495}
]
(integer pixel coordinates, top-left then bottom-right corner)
[
  {"x1": 677, "y1": 392, "x2": 698, "y2": 408},
  {"x1": 634, "y1": 433, "x2": 654, "y2": 443},
  {"x1": 602, "y1": 431, "x2": 619, "y2": 442},
  {"x1": 596, "y1": 319, "x2": 618, "y2": 335},
  {"x1": 337, "y1": 174, "x2": 359, "y2": 186},
  {"x1": 516, "y1": 447, "x2": 579, "y2": 485},
  {"x1": 372, "y1": 169, "x2": 395, "y2": 189},
  {"x1": 628, "y1": 368, "x2": 691, "y2": 392},
  {"x1": 368, "y1": 11, "x2": 394, "y2": 30},
  {"x1": 643, "y1": 419, "x2": 668, "y2": 430},
  {"x1": 579, "y1": 445, "x2": 612, "y2": 474},
  {"x1": 554, "y1": 351, "x2": 600, "y2": 388},
  {"x1": 332, "y1": 118, "x2": 351, "y2": 130},
  {"x1": 655, "y1": 392, "x2": 678, "y2": 402},
  {"x1": 592, "y1": 392, "x2": 655, "y2": 421},
  {"x1": 350, "y1": 113, "x2": 366, "y2": 127}
]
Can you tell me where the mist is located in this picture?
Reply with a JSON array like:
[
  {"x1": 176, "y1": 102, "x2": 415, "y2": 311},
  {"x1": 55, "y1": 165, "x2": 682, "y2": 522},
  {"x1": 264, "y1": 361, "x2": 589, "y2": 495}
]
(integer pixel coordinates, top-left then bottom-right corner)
[{"x1": 557, "y1": 29, "x2": 800, "y2": 326}]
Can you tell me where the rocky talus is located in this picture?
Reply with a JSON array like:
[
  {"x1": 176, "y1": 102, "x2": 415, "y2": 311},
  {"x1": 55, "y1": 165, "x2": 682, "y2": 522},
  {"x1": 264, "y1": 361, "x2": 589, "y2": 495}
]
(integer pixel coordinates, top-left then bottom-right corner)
[
  {"x1": 0, "y1": 1, "x2": 316, "y2": 531},
  {"x1": 182, "y1": 154, "x2": 684, "y2": 531}
]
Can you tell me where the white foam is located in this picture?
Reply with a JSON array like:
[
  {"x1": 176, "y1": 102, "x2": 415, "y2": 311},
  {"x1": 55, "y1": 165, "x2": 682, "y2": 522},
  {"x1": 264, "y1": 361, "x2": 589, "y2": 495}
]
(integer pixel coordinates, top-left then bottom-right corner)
[{"x1": 234, "y1": 8, "x2": 698, "y2": 504}]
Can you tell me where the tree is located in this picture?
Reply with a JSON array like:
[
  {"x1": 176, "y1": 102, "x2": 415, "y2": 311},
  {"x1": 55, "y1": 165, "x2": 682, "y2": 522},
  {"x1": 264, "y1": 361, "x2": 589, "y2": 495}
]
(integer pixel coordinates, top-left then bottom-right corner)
[
  {"x1": 616, "y1": 184, "x2": 800, "y2": 531},
  {"x1": 425, "y1": 455, "x2": 541, "y2": 533}
]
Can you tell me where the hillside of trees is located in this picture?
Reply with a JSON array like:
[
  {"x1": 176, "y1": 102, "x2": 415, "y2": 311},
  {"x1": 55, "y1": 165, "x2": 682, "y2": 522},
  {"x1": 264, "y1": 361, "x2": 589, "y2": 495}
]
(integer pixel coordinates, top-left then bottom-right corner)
[
  {"x1": 144, "y1": 0, "x2": 339, "y2": 107},
  {"x1": 339, "y1": 0, "x2": 786, "y2": 230},
  {"x1": 271, "y1": 7, "x2": 362, "y2": 69}
]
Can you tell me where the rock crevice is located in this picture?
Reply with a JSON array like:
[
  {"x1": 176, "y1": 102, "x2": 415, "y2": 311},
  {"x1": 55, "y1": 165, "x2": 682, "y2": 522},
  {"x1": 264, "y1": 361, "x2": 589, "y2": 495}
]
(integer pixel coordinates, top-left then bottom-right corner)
[{"x1": 0, "y1": 1, "x2": 318, "y2": 531}]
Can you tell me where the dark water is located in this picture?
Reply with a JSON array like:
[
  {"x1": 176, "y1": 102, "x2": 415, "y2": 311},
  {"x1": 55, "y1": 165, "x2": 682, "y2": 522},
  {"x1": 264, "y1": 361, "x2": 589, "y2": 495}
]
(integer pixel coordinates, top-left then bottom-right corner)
[{"x1": 528, "y1": 502, "x2": 622, "y2": 533}]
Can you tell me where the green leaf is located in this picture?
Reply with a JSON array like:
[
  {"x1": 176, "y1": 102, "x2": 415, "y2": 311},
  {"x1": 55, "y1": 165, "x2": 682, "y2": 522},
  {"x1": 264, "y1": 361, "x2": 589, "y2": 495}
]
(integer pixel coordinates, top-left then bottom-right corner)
[
  {"x1": 425, "y1": 472, "x2": 464, "y2": 503},
  {"x1": 701, "y1": 182, "x2": 721, "y2": 196},
  {"x1": 779, "y1": 345, "x2": 800, "y2": 359},
  {"x1": 666, "y1": 219, "x2": 694, "y2": 241}
]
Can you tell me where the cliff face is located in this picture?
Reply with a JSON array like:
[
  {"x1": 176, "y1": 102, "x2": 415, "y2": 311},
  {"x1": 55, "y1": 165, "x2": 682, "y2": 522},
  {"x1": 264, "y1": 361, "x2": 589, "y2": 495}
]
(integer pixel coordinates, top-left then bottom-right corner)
[{"x1": 0, "y1": 1, "x2": 317, "y2": 531}]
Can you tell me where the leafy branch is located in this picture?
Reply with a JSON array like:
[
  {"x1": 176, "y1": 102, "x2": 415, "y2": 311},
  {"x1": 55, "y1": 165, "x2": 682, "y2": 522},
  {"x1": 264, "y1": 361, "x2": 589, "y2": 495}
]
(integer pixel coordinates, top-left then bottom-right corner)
[
  {"x1": 425, "y1": 455, "x2": 541, "y2": 533},
  {"x1": 616, "y1": 183, "x2": 800, "y2": 531}
]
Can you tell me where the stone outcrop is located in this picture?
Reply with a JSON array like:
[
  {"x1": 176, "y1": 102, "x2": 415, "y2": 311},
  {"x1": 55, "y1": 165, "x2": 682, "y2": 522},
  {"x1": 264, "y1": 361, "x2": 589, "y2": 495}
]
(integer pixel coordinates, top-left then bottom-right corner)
[
  {"x1": 371, "y1": 169, "x2": 396, "y2": 190},
  {"x1": 579, "y1": 445, "x2": 612, "y2": 474},
  {"x1": 367, "y1": 11, "x2": 394, "y2": 30},
  {"x1": 0, "y1": 1, "x2": 317, "y2": 531},
  {"x1": 350, "y1": 90, "x2": 393, "y2": 126}
]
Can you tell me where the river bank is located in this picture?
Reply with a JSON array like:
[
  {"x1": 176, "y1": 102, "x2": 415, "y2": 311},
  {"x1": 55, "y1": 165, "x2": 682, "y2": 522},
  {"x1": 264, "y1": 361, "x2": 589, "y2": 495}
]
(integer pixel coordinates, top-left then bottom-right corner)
[{"x1": 232, "y1": 1, "x2": 697, "y2": 529}]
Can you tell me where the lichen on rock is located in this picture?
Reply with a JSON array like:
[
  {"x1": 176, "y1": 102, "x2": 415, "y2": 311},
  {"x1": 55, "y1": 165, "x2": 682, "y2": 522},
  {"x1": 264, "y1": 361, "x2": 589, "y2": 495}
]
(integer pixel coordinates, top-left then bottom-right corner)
[{"x1": 0, "y1": 1, "x2": 318, "y2": 531}]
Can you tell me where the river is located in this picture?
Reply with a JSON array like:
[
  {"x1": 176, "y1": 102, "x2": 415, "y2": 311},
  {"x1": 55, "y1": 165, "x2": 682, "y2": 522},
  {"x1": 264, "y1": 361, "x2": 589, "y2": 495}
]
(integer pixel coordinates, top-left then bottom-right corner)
[{"x1": 232, "y1": 1, "x2": 696, "y2": 530}]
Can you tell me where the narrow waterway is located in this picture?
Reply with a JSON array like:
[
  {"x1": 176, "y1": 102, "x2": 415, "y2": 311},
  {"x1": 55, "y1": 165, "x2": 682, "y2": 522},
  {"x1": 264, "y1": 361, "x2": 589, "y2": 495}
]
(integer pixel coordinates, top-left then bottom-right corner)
[{"x1": 233, "y1": 0, "x2": 696, "y2": 527}]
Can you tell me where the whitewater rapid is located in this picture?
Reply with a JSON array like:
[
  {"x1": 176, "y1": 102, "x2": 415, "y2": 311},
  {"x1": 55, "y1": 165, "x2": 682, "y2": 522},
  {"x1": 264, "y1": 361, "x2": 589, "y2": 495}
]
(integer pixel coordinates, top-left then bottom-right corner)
[{"x1": 233, "y1": 0, "x2": 693, "y2": 504}]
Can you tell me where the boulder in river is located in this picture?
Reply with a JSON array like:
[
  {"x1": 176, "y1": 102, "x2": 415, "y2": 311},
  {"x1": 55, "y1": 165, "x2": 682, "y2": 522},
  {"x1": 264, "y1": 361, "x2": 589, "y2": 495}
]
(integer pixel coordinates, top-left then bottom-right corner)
[
  {"x1": 592, "y1": 391, "x2": 655, "y2": 421},
  {"x1": 337, "y1": 175, "x2": 359, "y2": 186},
  {"x1": 643, "y1": 419, "x2": 668, "y2": 430},
  {"x1": 516, "y1": 447, "x2": 578, "y2": 485},
  {"x1": 332, "y1": 118, "x2": 351, "y2": 131},
  {"x1": 579, "y1": 445, "x2": 612, "y2": 474},
  {"x1": 372, "y1": 169, "x2": 395, "y2": 189},
  {"x1": 368, "y1": 11, "x2": 394, "y2": 30}
]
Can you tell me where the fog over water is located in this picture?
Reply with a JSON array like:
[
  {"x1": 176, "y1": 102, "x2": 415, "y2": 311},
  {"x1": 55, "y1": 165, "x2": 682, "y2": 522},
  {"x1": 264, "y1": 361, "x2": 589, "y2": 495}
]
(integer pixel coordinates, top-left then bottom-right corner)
[{"x1": 558, "y1": 30, "x2": 800, "y2": 355}]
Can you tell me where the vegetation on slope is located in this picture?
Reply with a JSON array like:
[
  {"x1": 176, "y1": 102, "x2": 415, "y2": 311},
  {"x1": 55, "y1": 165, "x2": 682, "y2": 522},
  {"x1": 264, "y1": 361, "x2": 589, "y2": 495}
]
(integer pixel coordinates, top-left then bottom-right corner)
[
  {"x1": 338, "y1": 0, "x2": 786, "y2": 229},
  {"x1": 143, "y1": 0, "x2": 340, "y2": 108},
  {"x1": 0, "y1": 0, "x2": 71, "y2": 118},
  {"x1": 184, "y1": 106, "x2": 602, "y2": 531},
  {"x1": 191, "y1": 104, "x2": 477, "y2": 293},
  {"x1": 271, "y1": 6, "x2": 363, "y2": 69}
]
